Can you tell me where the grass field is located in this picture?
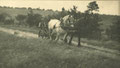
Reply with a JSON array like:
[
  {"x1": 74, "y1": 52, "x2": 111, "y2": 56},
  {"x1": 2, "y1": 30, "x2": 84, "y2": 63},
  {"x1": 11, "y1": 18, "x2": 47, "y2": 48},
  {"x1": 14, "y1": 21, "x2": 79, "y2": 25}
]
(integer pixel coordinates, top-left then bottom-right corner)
[
  {"x1": 0, "y1": 6, "x2": 120, "y2": 68},
  {"x1": 0, "y1": 31, "x2": 120, "y2": 68},
  {"x1": 0, "y1": 24, "x2": 120, "y2": 51}
]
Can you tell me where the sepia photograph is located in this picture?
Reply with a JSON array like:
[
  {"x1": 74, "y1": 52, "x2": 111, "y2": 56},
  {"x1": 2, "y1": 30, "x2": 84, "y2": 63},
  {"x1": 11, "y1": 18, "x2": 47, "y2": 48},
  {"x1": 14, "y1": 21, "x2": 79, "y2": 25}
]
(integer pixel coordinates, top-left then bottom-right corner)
[{"x1": 0, "y1": 0, "x2": 120, "y2": 68}]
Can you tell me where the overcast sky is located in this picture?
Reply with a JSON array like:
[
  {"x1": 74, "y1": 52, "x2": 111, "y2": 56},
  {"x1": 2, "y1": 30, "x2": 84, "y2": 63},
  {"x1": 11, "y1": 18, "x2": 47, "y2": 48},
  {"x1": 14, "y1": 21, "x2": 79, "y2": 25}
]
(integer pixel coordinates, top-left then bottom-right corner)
[{"x1": 0, "y1": 0, "x2": 120, "y2": 15}]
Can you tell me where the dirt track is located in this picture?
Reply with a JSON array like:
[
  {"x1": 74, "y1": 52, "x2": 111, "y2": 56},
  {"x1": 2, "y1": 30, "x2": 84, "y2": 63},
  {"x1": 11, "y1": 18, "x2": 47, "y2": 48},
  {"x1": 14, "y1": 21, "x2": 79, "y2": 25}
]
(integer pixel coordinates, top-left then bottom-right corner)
[
  {"x1": 0, "y1": 27, "x2": 38, "y2": 38},
  {"x1": 0, "y1": 27, "x2": 120, "y2": 60}
]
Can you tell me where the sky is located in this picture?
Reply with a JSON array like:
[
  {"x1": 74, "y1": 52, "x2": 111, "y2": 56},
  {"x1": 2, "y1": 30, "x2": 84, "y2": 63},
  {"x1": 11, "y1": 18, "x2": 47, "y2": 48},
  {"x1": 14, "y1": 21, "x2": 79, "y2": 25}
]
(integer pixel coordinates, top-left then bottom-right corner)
[{"x1": 0, "y1": 0, "x2": 120, "y2": 15}]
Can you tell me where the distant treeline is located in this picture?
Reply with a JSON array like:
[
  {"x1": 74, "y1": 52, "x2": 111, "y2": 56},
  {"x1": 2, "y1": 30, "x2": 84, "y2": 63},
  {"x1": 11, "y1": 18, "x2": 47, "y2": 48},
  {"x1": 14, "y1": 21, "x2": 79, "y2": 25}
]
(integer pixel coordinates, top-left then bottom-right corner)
[{"x1": 0, "y1": 6, "x2": 56, "y2": 11}]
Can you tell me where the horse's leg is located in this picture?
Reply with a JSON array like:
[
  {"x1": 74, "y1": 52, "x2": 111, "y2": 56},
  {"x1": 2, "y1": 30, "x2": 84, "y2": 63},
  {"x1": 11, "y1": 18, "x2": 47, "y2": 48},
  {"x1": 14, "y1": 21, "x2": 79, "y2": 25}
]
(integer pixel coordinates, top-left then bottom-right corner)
[
  {"x1": 78, "y1": 35, "x2": 81, "y2": 47},
  {"x1": 50, "y1": 33, "x2": 52, "y2": 40},
  {"x1": 63, "y1": 33, "x2": 68, "y2": 43},
  {"x1": 48, "y1": 30, "x2": 50, "y2": 39},
  {"x1": 55, "y1": 34, "x2": 59, "y2": 41},
  {"x1": 68, "y1": 34, "x2": 74, "y2": 45},
  {"x1": 49, "y1": 29, "x2": 52, "y2": 40},
  {"x1": 56, "y1": 36, "x2": 59, "y2": 41}
]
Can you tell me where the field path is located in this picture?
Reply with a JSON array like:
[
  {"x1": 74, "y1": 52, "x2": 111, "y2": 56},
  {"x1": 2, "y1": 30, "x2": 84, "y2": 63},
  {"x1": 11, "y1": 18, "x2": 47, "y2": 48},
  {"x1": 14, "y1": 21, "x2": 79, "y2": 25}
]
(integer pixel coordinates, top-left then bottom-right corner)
[
  {"x1": 0, "y1": 26, "x2": 120, "y2": 60},
  {"x1": 0, "y1": 27, "x2": 38, "y2": 38}
]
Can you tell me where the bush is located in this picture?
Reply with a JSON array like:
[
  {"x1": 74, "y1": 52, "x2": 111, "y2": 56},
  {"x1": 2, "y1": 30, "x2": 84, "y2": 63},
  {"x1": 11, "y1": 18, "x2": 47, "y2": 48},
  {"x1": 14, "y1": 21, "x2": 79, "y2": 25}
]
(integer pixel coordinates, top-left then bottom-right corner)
[
  {"x1": 26, "y1": 9, "x2": 43, "y2": 27},
  {"x1": 0, "y1": 13, "x2": 9, "y2": 22},
  {"x1": 4, "y1": 19, "x2": 14, "y2": 25},
  {"x1": 16, "y1": 14, "x2": 27, "y2": 25}
]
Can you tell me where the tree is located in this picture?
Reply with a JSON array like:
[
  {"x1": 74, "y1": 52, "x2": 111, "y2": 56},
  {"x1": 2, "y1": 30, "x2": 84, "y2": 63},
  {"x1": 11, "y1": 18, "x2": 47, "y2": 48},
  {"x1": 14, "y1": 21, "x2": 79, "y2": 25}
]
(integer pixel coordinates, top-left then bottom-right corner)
[
  {"x1": 82, "y1": 1, "x2": 101, "y2": 39},
  {"x1": 86, "y1": 1, "x2": 99, "y2": 14},
  {"x1": 106, "y1": 17, "x2": 120, "y2": 42},
  {"x1": 67, "y1": 1, "x2": 102, "y2": 46}
]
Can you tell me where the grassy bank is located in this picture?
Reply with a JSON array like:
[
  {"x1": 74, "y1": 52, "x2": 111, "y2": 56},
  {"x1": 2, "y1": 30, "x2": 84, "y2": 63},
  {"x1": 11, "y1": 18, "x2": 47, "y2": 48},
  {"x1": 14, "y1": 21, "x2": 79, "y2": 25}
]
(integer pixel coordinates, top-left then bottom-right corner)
[{"x1": 0, "y1": 31, "x2": 120, "y2": 68}]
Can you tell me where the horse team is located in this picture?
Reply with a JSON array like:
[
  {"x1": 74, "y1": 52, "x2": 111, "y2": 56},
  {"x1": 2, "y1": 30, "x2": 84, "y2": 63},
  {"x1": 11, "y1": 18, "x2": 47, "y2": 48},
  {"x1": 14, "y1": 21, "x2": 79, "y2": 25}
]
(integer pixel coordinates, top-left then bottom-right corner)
[{"x1": 38, "y1": 15, "x2": 81, "y2": 46}]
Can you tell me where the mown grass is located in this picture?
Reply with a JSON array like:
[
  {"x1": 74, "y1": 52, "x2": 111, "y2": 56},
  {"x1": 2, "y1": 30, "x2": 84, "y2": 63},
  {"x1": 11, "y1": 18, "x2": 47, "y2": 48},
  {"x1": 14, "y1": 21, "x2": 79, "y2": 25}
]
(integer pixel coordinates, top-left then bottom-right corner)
[{"x1": 0, "y1": 32, "x2": 120, "y2": 68}]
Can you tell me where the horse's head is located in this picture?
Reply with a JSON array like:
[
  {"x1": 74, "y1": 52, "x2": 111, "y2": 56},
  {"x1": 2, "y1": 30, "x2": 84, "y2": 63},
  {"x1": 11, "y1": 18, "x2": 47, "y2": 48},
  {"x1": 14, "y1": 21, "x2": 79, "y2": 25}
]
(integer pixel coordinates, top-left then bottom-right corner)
[
  {"x1": 60, "y1": 15, "x2": 75, "y2": 28},
  {"x1": 68, "y1": 15, "x2": 75, "y2": 27}
]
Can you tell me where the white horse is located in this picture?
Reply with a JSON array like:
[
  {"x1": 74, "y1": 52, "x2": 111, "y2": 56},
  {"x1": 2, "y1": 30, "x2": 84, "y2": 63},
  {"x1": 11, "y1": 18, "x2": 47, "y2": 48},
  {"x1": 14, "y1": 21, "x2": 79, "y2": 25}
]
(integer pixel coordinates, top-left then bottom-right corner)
[
  {"x1": 48, "y1": 19, "x2": 66, "y2": 41},
  {"x1": 48, "y1": 15, "x2": 75, "y2": 41}
]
